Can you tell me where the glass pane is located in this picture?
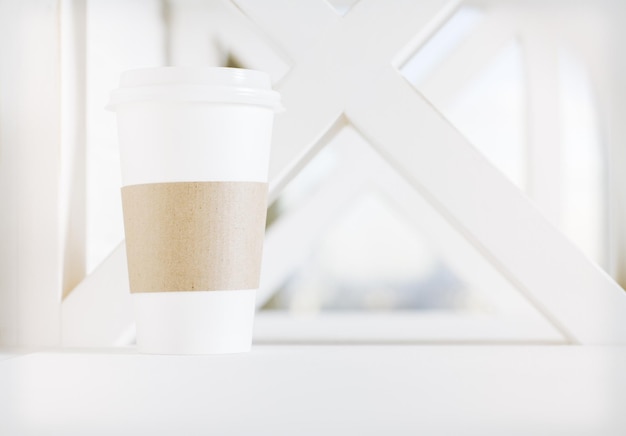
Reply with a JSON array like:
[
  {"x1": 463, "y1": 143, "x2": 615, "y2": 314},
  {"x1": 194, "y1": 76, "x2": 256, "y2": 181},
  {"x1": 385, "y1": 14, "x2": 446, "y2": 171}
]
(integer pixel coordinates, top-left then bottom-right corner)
[
  {"x1": 559, "y1": 48, "x2": 607, "y2": 266},
  {"x1": 263, "y1": 191, "x2": 470, "y2": 312},
  {"x1": 400, "y1": 6, "x2": 485, "y2": 86},
  {"x1": 261, "y1": 126, "x2": 541, "y2": 319},
  {"x1": 440, "y1": 41, "x2": 526, "y2": 189}
]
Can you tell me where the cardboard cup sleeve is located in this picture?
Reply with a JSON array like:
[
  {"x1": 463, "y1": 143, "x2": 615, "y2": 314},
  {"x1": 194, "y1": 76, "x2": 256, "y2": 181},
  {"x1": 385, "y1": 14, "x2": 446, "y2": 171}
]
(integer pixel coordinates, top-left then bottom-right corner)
[{"x1": 121, "y1": 181, "x2": 268, "y2": 293}]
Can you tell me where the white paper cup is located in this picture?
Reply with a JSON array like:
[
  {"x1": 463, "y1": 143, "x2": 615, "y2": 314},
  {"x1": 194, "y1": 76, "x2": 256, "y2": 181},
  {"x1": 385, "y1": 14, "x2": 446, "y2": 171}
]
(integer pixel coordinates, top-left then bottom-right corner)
[{"x1": 107, "y1": 67, "x2": 281, "y2": 354}]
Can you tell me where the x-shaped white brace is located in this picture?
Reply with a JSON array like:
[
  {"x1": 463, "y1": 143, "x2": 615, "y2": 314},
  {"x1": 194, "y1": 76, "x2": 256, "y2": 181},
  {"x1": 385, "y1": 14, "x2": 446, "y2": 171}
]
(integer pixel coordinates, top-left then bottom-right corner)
[
  {"x1": 61, "y1": 0, "x2": 626, "y2": 347},
  {"x1": 234, "y1": 0, "x2": 626, "y2": 344}
]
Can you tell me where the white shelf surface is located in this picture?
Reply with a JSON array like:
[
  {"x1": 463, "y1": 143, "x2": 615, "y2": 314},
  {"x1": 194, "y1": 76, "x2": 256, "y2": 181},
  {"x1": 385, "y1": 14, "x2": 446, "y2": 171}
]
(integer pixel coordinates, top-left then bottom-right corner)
[{"x1": 1, "y1": 345, "x2": 626, "y2": 435}]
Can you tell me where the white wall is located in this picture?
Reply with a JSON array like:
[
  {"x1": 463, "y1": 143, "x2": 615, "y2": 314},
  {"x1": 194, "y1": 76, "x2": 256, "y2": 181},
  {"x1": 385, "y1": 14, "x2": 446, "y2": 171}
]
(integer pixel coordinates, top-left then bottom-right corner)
[{"x1": 0, "y1": 0, "x2": 62, "y2": 346}]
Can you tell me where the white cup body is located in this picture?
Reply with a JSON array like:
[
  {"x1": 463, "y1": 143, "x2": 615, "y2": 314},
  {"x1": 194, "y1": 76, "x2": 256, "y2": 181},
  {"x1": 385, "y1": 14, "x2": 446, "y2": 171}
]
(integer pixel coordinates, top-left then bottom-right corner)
[
  {"x1": 117, "y1": 102, "x2": 273, "y2": 186},
  {"x1": 109, "y1": 67, "x2": 279, "y2": 354}
]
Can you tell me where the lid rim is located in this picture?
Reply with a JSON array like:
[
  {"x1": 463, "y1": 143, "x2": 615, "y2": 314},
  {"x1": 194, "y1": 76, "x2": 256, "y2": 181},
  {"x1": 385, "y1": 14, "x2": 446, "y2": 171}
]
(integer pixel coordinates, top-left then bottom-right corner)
[
  {"x1": 119, "y1": 67, "x2": 272, "y2": 89},
  {"x1": 107, "y1": 68, "x2": 282, "y2": 112}
]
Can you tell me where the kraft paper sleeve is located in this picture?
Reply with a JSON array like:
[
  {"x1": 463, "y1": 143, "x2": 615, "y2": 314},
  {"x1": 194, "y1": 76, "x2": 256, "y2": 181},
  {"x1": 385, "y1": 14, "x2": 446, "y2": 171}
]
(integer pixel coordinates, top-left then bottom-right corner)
[{"x1": 121, "y1": 181, "x2": 268, "y2": 293}]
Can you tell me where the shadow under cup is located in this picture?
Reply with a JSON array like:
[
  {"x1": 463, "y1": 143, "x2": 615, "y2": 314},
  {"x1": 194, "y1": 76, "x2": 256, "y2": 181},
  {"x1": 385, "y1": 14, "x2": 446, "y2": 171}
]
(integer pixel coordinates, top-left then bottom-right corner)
[{"x1": 107, "y1": 67, "x2": 281, "y2": 354}]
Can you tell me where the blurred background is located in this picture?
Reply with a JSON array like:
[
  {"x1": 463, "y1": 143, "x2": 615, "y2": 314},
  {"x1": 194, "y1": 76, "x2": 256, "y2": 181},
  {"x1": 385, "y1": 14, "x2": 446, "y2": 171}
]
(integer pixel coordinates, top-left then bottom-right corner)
[{"x1": 2, "y1": 0, "x2": 626, "y2": 346}]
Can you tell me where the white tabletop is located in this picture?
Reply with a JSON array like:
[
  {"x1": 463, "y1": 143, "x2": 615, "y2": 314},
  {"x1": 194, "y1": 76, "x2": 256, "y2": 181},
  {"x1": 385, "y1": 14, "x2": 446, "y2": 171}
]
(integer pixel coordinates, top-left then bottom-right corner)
[{"x1": 1, "y1": 345, "x2": 625, "y2": 435}]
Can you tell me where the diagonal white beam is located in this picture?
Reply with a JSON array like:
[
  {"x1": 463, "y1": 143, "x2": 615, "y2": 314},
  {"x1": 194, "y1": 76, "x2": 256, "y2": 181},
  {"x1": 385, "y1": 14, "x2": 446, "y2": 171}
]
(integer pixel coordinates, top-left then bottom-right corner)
[
  {"x1": 366, "y1": 145, "x2": 558, "y2": 324},
  {"x1": 373, "y1": 176, "x2": 565, "y2": 341},
  {"x1": 233, "y1": 0, "x2": 458, "y2": 69},
  {"x1": 61, "y1": 242, "x2": 133, "y2": 347},
  {"x1": 345, "y1": 67, "x2": 626, "y2": 344},
  {"x1": 166, "y1": 0, "x2": 289, "y2": 82},
  {"x1": 232, "y1": 0, "x2": 340, "y2": 64},
  {"x1": 214, "y1": 0, "x2": 290, "y2": 82},
  {"x1": 259, "y1": 147, "x2": 373, "y2": 307},
  {"x1": 268, "y1": 67, "x2": 345, "y2": 196}
]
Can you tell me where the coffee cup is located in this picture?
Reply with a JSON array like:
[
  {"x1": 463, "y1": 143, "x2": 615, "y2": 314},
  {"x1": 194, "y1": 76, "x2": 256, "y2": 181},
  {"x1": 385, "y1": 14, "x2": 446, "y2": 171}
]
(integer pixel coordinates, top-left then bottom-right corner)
[{"x1": 107, "y1": 67, "x2": 281, "y2": 354}]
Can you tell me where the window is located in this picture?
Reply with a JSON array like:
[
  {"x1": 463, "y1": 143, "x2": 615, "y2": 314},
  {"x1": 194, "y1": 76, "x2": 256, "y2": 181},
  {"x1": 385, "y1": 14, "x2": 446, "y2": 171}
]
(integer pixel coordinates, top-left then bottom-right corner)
[{"x1": 4, "y1": 0, "x2": 620, "y2": 347}]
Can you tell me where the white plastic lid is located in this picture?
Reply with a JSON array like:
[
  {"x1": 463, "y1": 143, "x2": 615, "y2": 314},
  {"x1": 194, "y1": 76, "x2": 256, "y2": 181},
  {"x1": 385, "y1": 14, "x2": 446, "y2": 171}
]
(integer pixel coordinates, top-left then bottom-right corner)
[{"x1": 107, "y1": 67, "x2": 282, "y2": 111}]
